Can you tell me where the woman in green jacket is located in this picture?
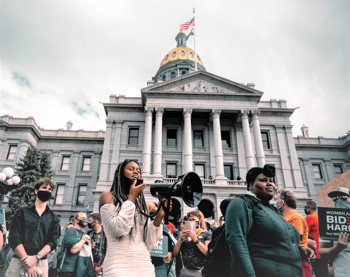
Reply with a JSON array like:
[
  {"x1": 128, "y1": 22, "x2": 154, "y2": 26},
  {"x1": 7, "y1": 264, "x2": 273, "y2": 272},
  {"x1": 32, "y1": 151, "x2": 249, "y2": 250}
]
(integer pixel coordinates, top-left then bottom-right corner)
[{"x1": 225, "y1": 165, "x2": 303, "y2": 277}]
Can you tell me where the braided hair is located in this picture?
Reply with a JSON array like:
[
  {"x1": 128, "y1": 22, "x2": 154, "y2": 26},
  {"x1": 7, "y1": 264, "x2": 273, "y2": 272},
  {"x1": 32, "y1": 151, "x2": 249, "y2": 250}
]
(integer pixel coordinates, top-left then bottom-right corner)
[{"x1": 110, "y1": 159, "x2": 149, "y2": 242}]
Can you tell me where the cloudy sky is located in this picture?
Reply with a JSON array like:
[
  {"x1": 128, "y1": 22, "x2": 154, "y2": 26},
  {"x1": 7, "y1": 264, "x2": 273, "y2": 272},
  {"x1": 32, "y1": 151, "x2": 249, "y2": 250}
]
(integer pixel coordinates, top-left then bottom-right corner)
[{"x1": 1, "y1": 0, "x2": 349, "y2": 137}]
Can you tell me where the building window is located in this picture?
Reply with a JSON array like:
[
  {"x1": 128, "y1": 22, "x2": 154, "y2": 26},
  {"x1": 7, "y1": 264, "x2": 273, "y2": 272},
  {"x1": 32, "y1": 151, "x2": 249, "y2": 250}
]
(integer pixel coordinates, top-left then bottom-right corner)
[
  {"x1": 334, "y1": 164, "x2": 343, "y2": 175},
  {"x1": 261, "y1": 131, "x2": 271, "y2": 149},
  {"x1": 194, "y1": 164, "x2": 205, "y2": 179},
  {"x1": 7, "y1": 145, "x2": 18, "y2": 160},
  {"x1": 193, "y1": 130, "x2": 204, "y2": 147},
  {"x1": 170, "y1": 71, "x2": 176, "y2": 78},
  {"x1": 221, "y1": 131, "x2": 231, "y2": 148},
  {"x1": 312, "y1": 164, "x2": 323, "y2": 179},
  {"x1": 167, "y1": 129, "x2": 177, "y2": 146},
  {"x1": 54, "y1": 184, "x2": 65, "y2": 205},
  {"x1": 82, "y1": 157, "x2": 91, "y2": 171},
  {"x1": 128, "y1": 128, "x2": 139, "y2": 145},
  {"x1": 61, "y1": 156, "x2": 70, "y2": 171},
  {"x1": 224, "y1": 164, "x2": 234, "y2": 180},
  {"x1": 166, "y1": 163, "x2": 177, "y2": 178},
  {"x1": 76, "y1": 184, "x2": 87, "y2": 205}
]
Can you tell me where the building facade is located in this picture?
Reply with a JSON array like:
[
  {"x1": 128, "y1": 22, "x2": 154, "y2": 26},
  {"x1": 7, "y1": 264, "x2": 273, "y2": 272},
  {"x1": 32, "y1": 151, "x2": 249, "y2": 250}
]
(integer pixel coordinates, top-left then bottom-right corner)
[
  {"x1": 0, "y1": 115, "x2": 104, "y2": 222},
  {"x1": 1, "y1": 32, "x2": 349, "y2": 224}
]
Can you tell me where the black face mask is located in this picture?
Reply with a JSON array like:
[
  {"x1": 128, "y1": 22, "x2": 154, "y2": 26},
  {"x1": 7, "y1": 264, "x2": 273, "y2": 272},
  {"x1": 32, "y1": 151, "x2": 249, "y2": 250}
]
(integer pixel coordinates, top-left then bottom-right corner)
[
  {"x1": 87, "y1": 222, "x2": 95, "y2": 229},
  {"x1": 122, "y1": 175, "x2": 134, "y2": 194},
  {"x1": 37, "y1": 190, "x2": 52, "y2": 202},
  {"x1": 78, "y1": 219, "x2": 88, "y2": 228}
]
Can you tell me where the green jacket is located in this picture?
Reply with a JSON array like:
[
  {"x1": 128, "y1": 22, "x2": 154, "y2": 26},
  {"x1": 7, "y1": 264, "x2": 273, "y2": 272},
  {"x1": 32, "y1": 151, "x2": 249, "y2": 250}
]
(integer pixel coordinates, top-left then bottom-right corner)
[
  {"x1": 60, "y1": 227, "x2": 82, "y2": 273},
  {"x1": 225, "y1": 194, "x2": 302, "y2": 277},
  {"x1": 60, "y1": 227, "x2": 95, "y2": 277}
]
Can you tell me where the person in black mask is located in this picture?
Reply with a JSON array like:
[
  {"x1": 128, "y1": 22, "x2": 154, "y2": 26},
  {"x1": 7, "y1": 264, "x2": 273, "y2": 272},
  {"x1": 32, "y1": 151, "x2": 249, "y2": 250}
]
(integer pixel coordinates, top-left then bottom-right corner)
[
  {"x1": 87, "y1": 213, "x2": 106, "y2": 276},
  {"x1": 6, "y1": 177, "x2": 61, "y2": 277},
  {"x1": 59, "y1": 212, "x2": 95, "y2": 277}
]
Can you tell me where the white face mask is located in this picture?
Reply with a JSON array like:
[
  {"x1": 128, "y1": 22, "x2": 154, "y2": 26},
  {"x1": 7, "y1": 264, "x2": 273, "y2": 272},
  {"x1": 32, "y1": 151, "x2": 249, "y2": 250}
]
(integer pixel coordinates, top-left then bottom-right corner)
[
  {"x1": 273, "y1": 199, "x2": 284, "y2": 212},
  {"x1": 335, "y1": 198, "x2": 350, "y2": 209}
]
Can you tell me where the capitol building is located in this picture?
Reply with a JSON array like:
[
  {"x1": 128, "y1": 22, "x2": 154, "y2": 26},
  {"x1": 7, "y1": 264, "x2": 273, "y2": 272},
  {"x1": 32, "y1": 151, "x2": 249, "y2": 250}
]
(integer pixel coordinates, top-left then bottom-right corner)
[{"x1": 1, "y1": 31, "x2": 349, "y2": 224}]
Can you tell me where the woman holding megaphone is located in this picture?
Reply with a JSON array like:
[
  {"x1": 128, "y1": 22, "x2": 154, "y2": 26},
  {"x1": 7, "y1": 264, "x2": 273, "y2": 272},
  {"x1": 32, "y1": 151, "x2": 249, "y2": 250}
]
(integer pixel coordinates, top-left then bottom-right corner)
[{"x1": 99, "y1": 159, "x2": 169, "y2": 277}]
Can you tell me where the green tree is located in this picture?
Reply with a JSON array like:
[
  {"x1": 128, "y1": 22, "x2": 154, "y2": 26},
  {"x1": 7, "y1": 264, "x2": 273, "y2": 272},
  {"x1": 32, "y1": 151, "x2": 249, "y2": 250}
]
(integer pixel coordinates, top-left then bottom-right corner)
[{"x1": 6, "y1": 147, "x2": 54, "y2": 226}]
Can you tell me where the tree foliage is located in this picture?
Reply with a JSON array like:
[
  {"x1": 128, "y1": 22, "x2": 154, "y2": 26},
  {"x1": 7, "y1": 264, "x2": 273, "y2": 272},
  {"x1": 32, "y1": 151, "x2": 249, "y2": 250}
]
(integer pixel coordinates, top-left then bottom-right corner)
[{"x1": 5, "y1": 147, "x2": 54, "y2": 226}]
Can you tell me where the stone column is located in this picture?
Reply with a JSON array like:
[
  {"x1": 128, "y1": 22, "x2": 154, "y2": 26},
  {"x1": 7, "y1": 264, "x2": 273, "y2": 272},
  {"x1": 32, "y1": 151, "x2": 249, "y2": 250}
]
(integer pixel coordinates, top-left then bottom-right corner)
[
  {"x1": 252, "y1": 110, "x2": 265, "y2": 167},
  {"x1": 94, "y1": 117, "x2": 127, "y2": 211},
  {"x1": 93, "y1": 119, "x2": 116, "y2": 212},
  {"x1": 110, "y1": 121, "x2": 123, "y2": 180},
  {"x1": 212, "y1": 110, "x2": 225, "y2": 178},
  {"x1": 303, "y1": 159, "x2": 317, "y2": 197},
  {"x1": 90, "y1": 153, "x2": 101, "y2": 213},
  {"x1": 275, "y1": 125, "x2": 293, "y2": 188},
  {"x1": 235, "y1": 125, "x2": 246, "y2": 178},
  {"x1": 153, "y1": 108, "x2": 164, "y2": 176},
  {"x1": 97, "y1": 120, "x2": 115, "y2": 183},
  {"x1": 67, "y1": 152, "x2": 79, "y2": 206},
  {"x1": 50, "y1": 151, "x2": 60, "y2": 171},
  {"x1": 183, "y1": 108, "x2": 193, "y2": 172},
  {"x1": 241, "y1": 110, "x2": 256, "y2": 169},
  {"x1": 142, "y1": 107, "x2": 153, "y2": 176},
  {"x1": 208, "y1": 124, "x2": 216, "y2": 177},
  {"x1": 18, "y1": 142, "x2": 30, "y2": 160},
  {"x1": 324, "y1": 160, "x2": 335, "y2": 180},
  {"x1": 285, "y1": 126, "x2": 303, "y2": 187}
]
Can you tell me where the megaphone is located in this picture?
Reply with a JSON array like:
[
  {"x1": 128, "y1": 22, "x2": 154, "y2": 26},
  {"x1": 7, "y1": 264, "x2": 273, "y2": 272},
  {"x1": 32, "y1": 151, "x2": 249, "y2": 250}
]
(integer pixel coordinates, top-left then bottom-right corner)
[{"x1": 150, "y1": 171, "x2": 203, "y2": 207}]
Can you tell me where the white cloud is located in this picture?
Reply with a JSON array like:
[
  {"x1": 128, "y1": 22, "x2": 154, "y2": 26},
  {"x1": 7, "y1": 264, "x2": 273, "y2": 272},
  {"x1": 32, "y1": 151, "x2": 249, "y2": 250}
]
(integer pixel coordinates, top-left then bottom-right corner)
[{"x1": 1, "y1": 0, "x2": 349, "y2": 136}]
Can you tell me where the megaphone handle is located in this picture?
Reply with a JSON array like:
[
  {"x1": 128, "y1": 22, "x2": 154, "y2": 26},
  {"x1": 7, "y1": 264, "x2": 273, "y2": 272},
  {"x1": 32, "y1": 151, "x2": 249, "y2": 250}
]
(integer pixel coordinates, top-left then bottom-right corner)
[{"x1": 161, "y1": 196, "x2": 171, "y2": 224}]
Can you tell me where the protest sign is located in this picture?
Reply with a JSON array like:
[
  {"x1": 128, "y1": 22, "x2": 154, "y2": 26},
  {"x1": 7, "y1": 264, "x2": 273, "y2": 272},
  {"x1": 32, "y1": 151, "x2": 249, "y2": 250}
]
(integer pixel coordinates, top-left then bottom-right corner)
[
  {"x1": 150, "y1": 236, "x2": 168, "y2": 258},
  {"x1": 318, "y1": 207, "x2": 350, "y2": 240},
  {"x1": 0, "y1": 208, "x2": 5, "y2": 225}
]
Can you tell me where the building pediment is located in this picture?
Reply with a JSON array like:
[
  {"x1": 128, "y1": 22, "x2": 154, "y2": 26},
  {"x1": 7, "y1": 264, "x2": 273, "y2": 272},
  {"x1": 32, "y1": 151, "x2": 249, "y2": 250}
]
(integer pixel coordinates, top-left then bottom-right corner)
[{"x1": 142, "y1": 70, "x2": 263, "y2": 96}]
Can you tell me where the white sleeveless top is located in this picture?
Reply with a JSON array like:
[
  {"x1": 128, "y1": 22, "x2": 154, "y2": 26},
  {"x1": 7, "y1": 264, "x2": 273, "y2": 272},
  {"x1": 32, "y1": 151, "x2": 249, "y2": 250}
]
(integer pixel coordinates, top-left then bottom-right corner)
[{"x1": 100, "y1": 200, "x2": 162, "y2": 277}]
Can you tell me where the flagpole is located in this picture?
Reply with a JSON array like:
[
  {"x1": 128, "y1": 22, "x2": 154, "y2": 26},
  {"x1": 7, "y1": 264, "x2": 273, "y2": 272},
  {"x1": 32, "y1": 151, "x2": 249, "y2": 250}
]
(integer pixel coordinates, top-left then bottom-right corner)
[{"x1": 193, "y1": 8, "x2": 197, "y2": 71}]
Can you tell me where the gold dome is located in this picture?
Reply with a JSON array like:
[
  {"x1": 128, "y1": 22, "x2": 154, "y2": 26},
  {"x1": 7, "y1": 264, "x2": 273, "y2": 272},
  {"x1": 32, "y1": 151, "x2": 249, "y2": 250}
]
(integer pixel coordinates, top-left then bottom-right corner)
[
  {"x1": 159, "y1": 46, "x2": 204, "y2": 68},
  {"x1": 152, "y1": 31, "x2": 206, "y2": 82}
]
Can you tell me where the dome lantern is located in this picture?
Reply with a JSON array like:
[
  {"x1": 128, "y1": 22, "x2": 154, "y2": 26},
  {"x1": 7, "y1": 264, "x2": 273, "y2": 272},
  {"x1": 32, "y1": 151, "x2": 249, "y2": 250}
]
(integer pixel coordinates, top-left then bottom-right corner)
[
  {"x1": 152, "y1": 32, "x2": 206, "y2": 82},
  {"x1": 176, "y1": 31, "x2": 187, "y2": 47}
]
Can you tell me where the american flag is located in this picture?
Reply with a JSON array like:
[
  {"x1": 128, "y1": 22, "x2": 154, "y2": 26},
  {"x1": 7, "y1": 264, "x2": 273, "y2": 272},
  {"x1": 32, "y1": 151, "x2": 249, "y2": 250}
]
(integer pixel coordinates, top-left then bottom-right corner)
[
  {"x1": 0, "y1": 208, "x2": 6, "y2": 225},
  {"x1": 187, "y1": 28, "x2": 195, "y2": 39},
  {"x1": 180, "y1": 17, "x2": 195, "y2": 31}
]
